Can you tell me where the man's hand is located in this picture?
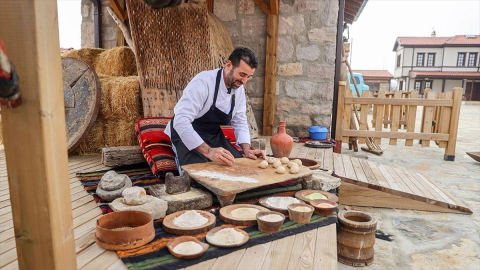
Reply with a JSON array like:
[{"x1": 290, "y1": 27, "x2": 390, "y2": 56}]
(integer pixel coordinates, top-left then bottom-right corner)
[
  {"x1": 241, "y1": 143, "x2": 267, "y2": 160},
  {"x1": 196, "y1": 143, "x2": 235, "y2": 166}
]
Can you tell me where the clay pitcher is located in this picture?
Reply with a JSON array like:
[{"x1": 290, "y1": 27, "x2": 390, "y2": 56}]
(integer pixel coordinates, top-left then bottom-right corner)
[{"x1": 270, "y1": 121, "x2": 294, "y2": 158}]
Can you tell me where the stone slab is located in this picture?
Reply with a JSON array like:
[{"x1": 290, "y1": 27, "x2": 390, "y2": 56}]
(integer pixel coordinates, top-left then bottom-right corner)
[{"x1": 148, "y1": 184, "x2": 213, "y2": 214}]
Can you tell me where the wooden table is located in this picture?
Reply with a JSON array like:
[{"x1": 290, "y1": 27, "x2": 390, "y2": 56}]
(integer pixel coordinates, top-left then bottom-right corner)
[{"x1": 182, "y1": 158, "x2": 313, "y2": 206}]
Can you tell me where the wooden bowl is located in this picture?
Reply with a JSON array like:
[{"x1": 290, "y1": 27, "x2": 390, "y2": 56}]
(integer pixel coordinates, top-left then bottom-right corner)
[
  {"x1": 95, "y1": 210, "x2": 155, "y2": 250},
  {"x1": 167, "y1": 236, "x2": 209, "y2": 260},
  {"x1": 310, "y1": 199, "x2": 338, "y2": 216},
  {"x1": 256, "y1": 211, "x2": 285, "y2": 234},
  {"x1": 287, "y1": 203, "x2": 314, "y2": 224},
  {"x1": 219, "y1": 204, "x2": 269, "y2": 226},
  {"x1": 206, "y1": 225, "x2": 249, "y2": 248},
  {"x1": 295, "y1": 189, "x2": 339, "y2": 204},
  {"x1": 162, "y1": 210, "x2": 216, "y2": 235},
  {"x1": 258, "y1": 196, "x2": 302, "y2": 216},
  {"x1": 290, "y1": 158, "x2": 321, "y2": 170}
]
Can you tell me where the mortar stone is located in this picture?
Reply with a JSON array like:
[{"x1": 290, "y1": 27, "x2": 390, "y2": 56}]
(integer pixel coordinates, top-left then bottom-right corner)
[
  {"x1": 109, "y1": 195, "x2": 168, "y2": 220},
  {"x1": 148, "y1": 184, "x2": 213, "y2": 214}
]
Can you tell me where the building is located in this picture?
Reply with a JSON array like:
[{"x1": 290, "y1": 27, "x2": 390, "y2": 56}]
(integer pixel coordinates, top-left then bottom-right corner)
[
  {"x1": 393, "y1": 35, "x2": 480, "y2": 100},
  {"x1": 352, "y1": 70, "x2": 393, "y2": 93}
]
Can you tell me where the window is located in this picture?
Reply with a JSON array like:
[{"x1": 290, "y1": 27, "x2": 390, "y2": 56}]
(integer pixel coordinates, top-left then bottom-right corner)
[
  {"x1": 415, "y1": 81, "x2": 422, "y2": 91},
  {"x1": 417, "y1": 53, "x2": 425, "y2": 66},
  {"x1": 427, "y1": 53, "x2": 435, "y2": 66},
  {"x1": 399, "y1": 81, "x2": 403, "y2": 91},
  {"x1": 425, "y1": 80, "x2": 433, "y2": 89},
  {"x1": 468, "y1": 53, "x2": 478, "y2": 67},
  {"x1": 397, "y1": 54, "x2": 401, "y2": 68},
  {"x1": 457, "y1": 53, "x2": 466, "y2": 66}
]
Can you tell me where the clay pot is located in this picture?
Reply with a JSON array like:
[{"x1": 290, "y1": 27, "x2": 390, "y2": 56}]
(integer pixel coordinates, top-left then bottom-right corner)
[
  {"x1": 270, "y1": 121, "x2": 294, "y2": 158},
  {"x1": 337, "y1": 211, "x2": 377, "y2": 266}
]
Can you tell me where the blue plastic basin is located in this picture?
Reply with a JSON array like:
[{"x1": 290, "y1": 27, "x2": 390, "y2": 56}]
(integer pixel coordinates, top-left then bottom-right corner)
[{"x1": 308, "y1": 126, "x2": 328, "y2": 140}]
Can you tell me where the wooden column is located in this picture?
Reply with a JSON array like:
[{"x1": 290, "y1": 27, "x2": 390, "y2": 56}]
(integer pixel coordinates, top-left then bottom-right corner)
[
  {"x1": 334, "y1": 81, "x2": 346, "y2": 153},
  {"x1": 262, "y1": 1, "x2": 279, "y2": 136},
  {"x1": 444, "y1": 87, "x2": 463, "y2": 161},
  {"x1": 0, "y1": 2, "x2": 77, "y2": 270}
]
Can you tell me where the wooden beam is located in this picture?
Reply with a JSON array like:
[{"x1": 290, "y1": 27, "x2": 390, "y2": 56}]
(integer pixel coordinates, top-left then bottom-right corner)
[
  {"x1": 344, "y1": 97, "x2": 453, "y2": 107},
  {"x1": 262, "y1": 13, "x2": 279, "y2": 135},
  {"x1": 254, "y1": 0, "x2": 270, "y2": 14},
  {"x1": 342, "y1": 130, "x2": 450, "y2": 141},
  {"x1": 0, "y1": 1, "x2": 77, "y2": 270},
  {"x1": 269, "y1": 0, "x2": 279, "y2": 15},
  {"x1": 108, "y1": 0, "x2": 127, "y2": 21},
  {"x1": 206, "y1": 0, "x2": 214, "y2": 13}
]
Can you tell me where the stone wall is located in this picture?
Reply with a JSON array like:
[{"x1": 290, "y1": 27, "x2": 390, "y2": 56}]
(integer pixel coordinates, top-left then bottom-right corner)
[{"x1": 80, "y1": 0, "x2": 339, "y2": 137}]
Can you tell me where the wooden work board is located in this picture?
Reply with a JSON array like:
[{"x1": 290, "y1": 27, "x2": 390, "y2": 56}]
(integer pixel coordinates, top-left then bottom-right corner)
[{"x1": 181, "y1": 158, "x2": 313, "y2": 206}]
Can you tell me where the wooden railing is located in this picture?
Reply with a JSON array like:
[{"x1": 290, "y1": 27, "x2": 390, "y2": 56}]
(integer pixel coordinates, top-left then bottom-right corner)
[{"x1": 334, "y1": 81, "x2": 463, "y2": 161}]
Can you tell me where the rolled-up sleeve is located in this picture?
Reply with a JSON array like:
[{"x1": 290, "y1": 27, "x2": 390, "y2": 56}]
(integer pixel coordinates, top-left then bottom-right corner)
[
  {"x1": 230, "y1": 89, "x2": 251, "y2": 146},
  {"x1": 172, "y1": 80, "x2": 208, "y2": 150}
]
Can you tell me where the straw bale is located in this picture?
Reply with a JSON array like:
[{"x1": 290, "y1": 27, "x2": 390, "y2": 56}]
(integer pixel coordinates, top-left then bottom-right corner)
[
  {"x1": 62, "y1": 48, "x2": 105, "y2": 68},
  {"x1": 93, "y1": 46, "x2": 137, "y2": 77},
  {"x1": 100, "y1": 76, "x2": 141, "y2": 120},
  {"x1": 104, "y1": 118, "x2": 138, "y2": 147},
  {"x1": 72, "y1": 118, "x2": 105, "y2": 155}
]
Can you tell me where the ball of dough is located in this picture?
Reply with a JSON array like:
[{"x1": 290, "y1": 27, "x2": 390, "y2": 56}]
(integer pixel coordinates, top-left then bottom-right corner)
[
  {"x1": 276, "y1": 166, "x2": 286, "y2": 174},
  {"x1": 259, "y1": 160, "x2": 269, "y2": 169},
  {"x1": 267, "y1": 157, "x2": 276, "y2": 164},
  {"x1": 293, "y1": 159, "x2": 302, "y2": 166},
  {"x1": 280, "y1": 157, "x2": 289, "y2": 164},
  {"x1": 273, "y1": 160, "x2": 282, "y2": 168},
  {"x1": 290, "y1": 166, "x2": 300, "y2": 174},
  {"x1": 287, "y1": 161, "x2": 297, "y2": 168}
]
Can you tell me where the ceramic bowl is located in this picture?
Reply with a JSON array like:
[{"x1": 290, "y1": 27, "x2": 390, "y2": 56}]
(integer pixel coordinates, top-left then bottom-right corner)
[
  {"x1": 167, "y1": 236, "x2": 209, "y2": 260},
  {"x1": 309, "y1": 199, "x2": 338, "y2": 216}
]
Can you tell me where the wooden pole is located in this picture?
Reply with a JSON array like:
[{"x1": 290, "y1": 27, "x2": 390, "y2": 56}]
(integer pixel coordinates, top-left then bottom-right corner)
[
  {"x1": 334, "y1": 81, "x2": 346, "y2": 153},
  {"x1": 444, "y1": 87, "x2": 463, "y2": 161},
  {"x1": 0, "y1": 2, "x2": 77, "y2": 269},
  {"x1": 262, "y1": 9, "x2": 278, "y2": 136}
]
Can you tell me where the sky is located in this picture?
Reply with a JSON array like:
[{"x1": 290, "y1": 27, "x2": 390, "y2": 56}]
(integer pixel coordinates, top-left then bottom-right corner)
[
  {"x1": 348, "y1": 0, "x2": 480, "y2": 74},
  {"x1": 56, "y1": 0, "x2": 480, "y2": 74}
]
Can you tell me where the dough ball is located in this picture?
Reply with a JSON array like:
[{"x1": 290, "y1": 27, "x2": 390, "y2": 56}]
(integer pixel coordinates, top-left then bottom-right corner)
[
  {"x1": 259, "y1": 160, "x2": 269, "y2": 169},
  {"x1": 280, "y1": 157, "x2": 289, "y2": 164},
  {"x1": 276, "y1": 166, "x2": 286, "y2": 174},
  {"x1": 287, "y1": 161, "x2": 297, "y2": 168},
  {"x1": 293, "y1": 159, "x2": 302, "y2": 166},
  {"x1": 273, "y1": 160, "x2": 282, "y2": 168},
  {"x1": 290, "y1": 166, "x2": 300, "y2": 174},
  {"x1": 267, "y1": 157, "x2": 276, "y2": 164}
]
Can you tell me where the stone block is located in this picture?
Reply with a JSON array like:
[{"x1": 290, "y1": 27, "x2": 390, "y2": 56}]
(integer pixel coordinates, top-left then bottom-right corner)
[
  {"x1": 294, "y1": 33, "x2": 308, "y2": 43},
  {"x1": 276, "y1": 98, "x2": 301, "y2": 111},
  {"x1": 296, "y1": 44, "x2": 320, "y2": 61},
  {"x1": 285, "y1": 115, "x2": 312, "y2": 128},
  {"x1": 81, "y1": 22, "x2": 95, "y2": 48},
  {"x1": 103, "y1": 40, "x2": 117, "y2": 50},
  {"x1": 279, "y1": 15, "x2": 305, "y2": 35},
  {"x1": 277, "y1": 36, "x2": 294, "y2": 62},
  {"x1": 250, "y1": 97, "x2": 264, "y2": 110},
  {"x1": 278, "y1": 63, "x2": 303, "y2": 76},
  {"x1": 103, "y1": 26, "x2": 117, "y2": 41},
  {"x1": 109, "y1": 195, "x2": 168, "y2": 219},
  {"x1": 307, "y1": 64, "x2": 335, "y2": 79},
  {"x1": 254, "y1": 76, "x2": 265, "y2": 95},
  {"x1": 319, "y1": 82, "x2": 334, "y2": 101},
  {"x1": 242, "y1": 17, "x2": 266, "y2": 36},
  {"x1": 285, "y1": 80, "x2": 317, "y2": 99},
  {"x1": 82, "y1": 3, "x2": 90, "y2": 18},
  {"x1": 148, "y1": 184, "x2": 213, "y2": 214},
  {"x1": 238, "y1": 0, "x2": 255, "y2": 14},
  {"x1": 214, "y1": 0, "x2": 237, "y2": 21},
  {"x1": 313, "y1": 116, "x2": 332, "y2": 127},
  {"x1": 280, "y1": 0, "x2": 294, "y2": 13},
  {"x1": 311, "y1": 171, "x2": 341, "y2": 191},
  {"x1": 295, "y1": 0, "x2": 320, "y2": 12},
  {"x1": 324, "y1": 43, "x2": 336, "y2": 64},
  {"x1": 308, "y1": 27, "x2": 337, "y2": 42},
  {"x1": 96, "y1": 171, "x2": 133, "y2": 201},
  {"x1": 251, "y1": 138, "x2": 266, "y2": 150},
  {"x1": 321, "y1": 0, "x2": 339, "y2": 26}
]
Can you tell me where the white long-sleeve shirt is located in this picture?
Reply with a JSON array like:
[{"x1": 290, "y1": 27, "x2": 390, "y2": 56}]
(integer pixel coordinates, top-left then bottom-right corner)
[{"x1": 165, "y1": 68, "x2": 251, "y2": 150}]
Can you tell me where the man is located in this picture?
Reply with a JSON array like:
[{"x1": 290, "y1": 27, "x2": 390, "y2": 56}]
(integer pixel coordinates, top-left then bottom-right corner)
[{"x1": 165, "y1": 47, "x2": 266, "y2": 170}]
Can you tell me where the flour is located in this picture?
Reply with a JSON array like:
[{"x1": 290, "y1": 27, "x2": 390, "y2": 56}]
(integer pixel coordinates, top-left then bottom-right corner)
[
  {"x1": 209, "y1": 228, "x2": 245, "y2": 245},
  {"x1": 259, "y1": 214, "x2": 283, "y2": 222},
  {"x1": 265, "y1": 197, "x2": 301, "y2": 210},
  {"x1": 173, "y1": 210, "x2": 208, "y2": 227},
  {"x1": 315, "y1": 203, "x2": 333, "y2": 208},
  {"x1": 230, "y1": 208, "x2": 260, "y2": 219},
  {"x1": 192, "y1": 170, "x2": 258, "y2": 183},
  {"x1": 172, "y1": 241, "x2": 203, "y2": 255},
  {"x1": 292, "y1": 206, "x2": 312, "y2": 212}
]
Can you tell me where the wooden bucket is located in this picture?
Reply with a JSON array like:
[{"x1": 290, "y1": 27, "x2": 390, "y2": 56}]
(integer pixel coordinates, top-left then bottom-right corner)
[{"x1": 337, "y1": 210, "x2": 377, "y2": 266}]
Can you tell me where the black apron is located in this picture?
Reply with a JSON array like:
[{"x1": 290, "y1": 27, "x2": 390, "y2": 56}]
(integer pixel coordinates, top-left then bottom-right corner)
[{"x1": 170, "y1": 69, "x2": 243, "y2": 166}]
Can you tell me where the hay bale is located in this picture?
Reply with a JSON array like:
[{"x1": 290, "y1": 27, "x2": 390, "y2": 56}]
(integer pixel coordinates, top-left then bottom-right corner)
[
  {"x1": 0, "y1": 115, "x2": 3, "y2": 145},
  {"x1": 104, "y1": 118, "x2": 138, "y2": 147},
  {"x1": 72, "y1": 118, "x2": 105, "y2": 155},
  {"x1": 62, "y1": 48, "x2": 105, "y2": 68},
  {"x1": 93, "y1": 46, "x2": 137, "y2": 77},
  {"x1": 99, "y1": 76, "x2": 141, "y2": 120}
]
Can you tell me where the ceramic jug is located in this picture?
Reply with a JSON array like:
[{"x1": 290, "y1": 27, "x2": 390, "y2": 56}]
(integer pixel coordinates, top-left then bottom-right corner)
[{"x1": 270, "y1": 121, "x2": 293, "y2": 158}]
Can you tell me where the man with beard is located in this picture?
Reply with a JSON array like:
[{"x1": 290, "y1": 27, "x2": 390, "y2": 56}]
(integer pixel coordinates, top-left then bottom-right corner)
[{"x1": 165, "y1": 47, "x2": 266, "y2": 170}]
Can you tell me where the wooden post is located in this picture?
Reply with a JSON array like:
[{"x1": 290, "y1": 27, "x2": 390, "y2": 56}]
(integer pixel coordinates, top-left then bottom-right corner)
[
  {"x1": 0, "y1": 2, "x2": 77, "y2": 269},
  {"x1": 444, "y1": 87, "x2": 463, "y2": 161},
  {"x1": 262, "y1": 5, "x2": 278, "y2": 136},
  {"x1": 335, "y1": 82, "x2": 346, "y2": 153}
]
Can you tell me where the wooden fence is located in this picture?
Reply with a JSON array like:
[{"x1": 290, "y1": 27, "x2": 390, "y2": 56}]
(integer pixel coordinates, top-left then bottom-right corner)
[{"x1": 334, "y1": 81, "x2": 463, "y2": 161}]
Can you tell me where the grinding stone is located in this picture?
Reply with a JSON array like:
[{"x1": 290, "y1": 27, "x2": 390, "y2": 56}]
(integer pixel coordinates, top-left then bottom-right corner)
[{"x1": 148, "y1": 184, "x2": 213, "y2": 214}]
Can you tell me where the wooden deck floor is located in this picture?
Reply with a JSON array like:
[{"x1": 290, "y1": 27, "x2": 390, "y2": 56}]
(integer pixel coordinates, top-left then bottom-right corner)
[{"x1": 0, "y1": 144, "x2": 338, "y2": 270}]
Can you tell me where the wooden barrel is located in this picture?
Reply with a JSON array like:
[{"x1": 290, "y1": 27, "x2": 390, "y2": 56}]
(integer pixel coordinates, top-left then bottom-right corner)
[{"x1": 337, "y1": 210, "x2": 377, "y2": 266}]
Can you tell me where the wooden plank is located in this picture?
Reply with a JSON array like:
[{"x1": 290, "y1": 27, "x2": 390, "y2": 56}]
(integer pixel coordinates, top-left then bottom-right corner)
[
  {"x1": 334, "y1": 82, "x2": 346, "y2": 144},
  {"x1": 391, "y1": 166, "x2": 423, "y2": 198},
  {"x1": 405, "y1": 90, "x2": 419, "y2": 146},
  {"x1": 185, "y1": 258, "x2": 217, "y2": 270},
  {"x1": 342, "y1": 88, "x2": 352, "y2": 142},
  {"x1": 287, "y1": 229, "x2": 317, "y2": 270},
  {"x1": 383, "y1": 92, "x2": 391, "y2": 128},
  {"x1": 437, "y1": 91, "x2": 453, "y2": 148},
  {"x1": 444, "y1": 88, "x2": 463, "y2": 158},
  {"x1": 340, "y1": 155, "x2": 357, "y2": 181},
  {"x1": 75, "y1": 229, "x2": 96, "y2": 254},
  {"x1": 0, "y1": 2, "x2": 77, "y2": 269},
  {"x1": 389, "y1": 91, "x2": 402, "y2": 145},
  {"x1": 235, "y1": 242, "x2": 272, "y2": 270},
  {"x1": 107, "y1": 259, "x2": 128, "y2": 270},
  {"x1": 261, "y1": 12, "x2": 278, "y2": 135},
  {"x1": 80, "y1": 250, "x2": 119, "y2": 270},
  {"x1": 384, "y1": 165, "x2": 412, "y2": 194},
  {"x1": 269, "y1": 0, "x2": 279, "y2": 15},
  {"x1": 349, "y1": 157, "x2": 368, "y2": 183},
  {"x1": 74, "y1": 219, "x2": 97, "y2": 240},
  {"x1": 210, "y1": 249, "x2": 246, "y2": 270},
  {"x1": 323, "y1": 149, "x2": 334, "y2": 171},
  {"x1": 0, "y1": 247, "x2": 17, "y2": 268},
  {"x1": 332, "y1": 153, "x2": 345, "y2": 177},
  {"x1": 376, "y1": 164, "x2": 403, "y2": 192},
  {"x1": 297, "y1": 146, "x2": 309, "y2": 159},
  {"x1": 345, "y1": 97, "x2": 453, "y2": 106},
  {"x1": 313, "y1": 224, "x2": 337, "y2": 270},
  {"x1": 416, "y1": 173, "x2": 456, "y2": 205},
  {"x1": 254, "y1": 0, "x2": 270, "y2": 14},
  {"x1": 76, "y1": 243, "x2": 106, "y2": 269},
  {"x1": 73, "y1": 207, "x2": 102, "y2": 228},
  {"x1": 261, "y1": 235, "x2": 295, "y2": 270},
  {"x1": 358, "y1": 91, "x2": 369, "y2": 144},
  {"x1": 306, "y1": 147, "x2": 317, "y2": 160},
  {"x1": 374, "y1": 91, "x2": 385, "y2": 144},
  {"x1": 398, "y1": 167, "x2": 444, "y2": 202},
  {"x1": 314, "y1": 148, "x2": 325, "y2": 167},
  {"x1": 358, "y1": 159, "x2": 380, "y2": 186},
  {"x1": 342, "y1": 130, "x2": 449, "y2": 141},
  {"x1": 421, "y1": 91, "x2": 436, "y2": 147},
  {"x1": 1, "y1": 260, "x2": 18, "y2": 270}
]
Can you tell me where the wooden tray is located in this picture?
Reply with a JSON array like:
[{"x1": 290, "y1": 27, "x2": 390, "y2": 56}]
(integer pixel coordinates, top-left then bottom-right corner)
[
  {"x1": 466, "y1": 152, "x2": 480, "y2": 162},
  {"x1": 304, "y1": 141, "x2": 333, "y2": 148},
  {"x1": 258, "y1": 196, "x2": 304, "y2": 215},
  {"x1": 167, "y1": 236, "x2": 209, "y2": 260},
  {"x1": 219, "y1": 204, "x2": 269, "y2": 226},
  {"x1": 295, "y1": 190, "x2": 339, "y2": 204},
  {"x1": 206, "y1": 226, "x2": 249, "y2": 248},
  {"x1": 162, "y1": 210, "x2": 216, "y2": 235}
]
